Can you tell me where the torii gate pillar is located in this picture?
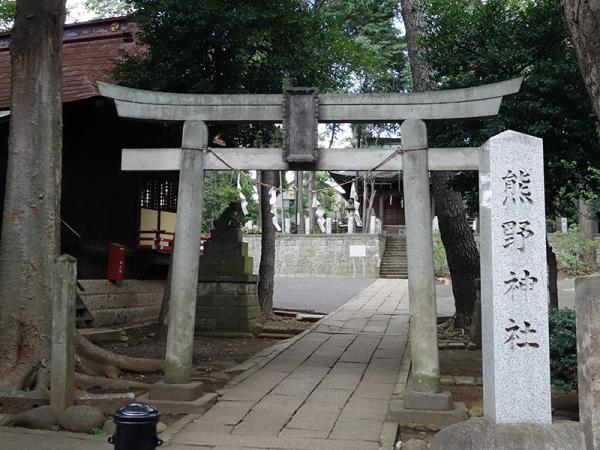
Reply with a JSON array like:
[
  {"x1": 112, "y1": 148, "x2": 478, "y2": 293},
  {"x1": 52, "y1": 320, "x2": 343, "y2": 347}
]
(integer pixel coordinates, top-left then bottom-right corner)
[
  {"x1": 401, "y1": 119, "x2": 443, "y2": 396},
  {"x1": 164, "y1": 121, "x2": 207, "y2": 384}
]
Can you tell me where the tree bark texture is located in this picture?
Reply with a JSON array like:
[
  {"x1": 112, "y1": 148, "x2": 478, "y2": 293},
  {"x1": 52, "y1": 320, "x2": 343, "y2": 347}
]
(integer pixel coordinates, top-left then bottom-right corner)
[
  {"x1": 431, "y1": 173, "x2": 480, "y2": 327},
  {"x1": 578, "y1": 196, "x2": 597, "y2": 266},
  {"x1": 258, "y1": 170, "x2": 278, "y2": 318},
  {"x1": 399, "y1": 0, "x2": 435, "y2": 91},
  {"x1": 76, "y1": 333, "x2": 162, "y2": 374},
  {"x1": 308, "y1": 171, "x2": 315, "y2": 233},
  {"x1": 400, "y1": 0, "x2": 480, "y2": 328},
  {"x1": 547, "y1": 239, "x2": 559, "y2": 309},
  {"x1": 296, "y1": 171, "x2": 304, "y2": 234},
  {"x1": 0, "y1": 0, "x2": 67, "y2": 390},
  {"x1": 562, "y1": 0, "x2": 600, "y2": 120}
]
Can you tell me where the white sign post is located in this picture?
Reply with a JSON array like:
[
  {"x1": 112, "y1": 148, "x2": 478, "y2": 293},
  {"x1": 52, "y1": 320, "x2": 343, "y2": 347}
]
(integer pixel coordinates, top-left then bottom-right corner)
[{"x1": 349, "y1": 244, "x2": 367, "y2": 278}]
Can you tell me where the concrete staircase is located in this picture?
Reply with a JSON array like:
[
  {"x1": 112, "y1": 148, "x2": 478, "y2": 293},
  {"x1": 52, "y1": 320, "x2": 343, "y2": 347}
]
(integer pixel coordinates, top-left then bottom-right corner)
[{"x1": 379, "y1": 236, "x2": 408, "y2": 279}]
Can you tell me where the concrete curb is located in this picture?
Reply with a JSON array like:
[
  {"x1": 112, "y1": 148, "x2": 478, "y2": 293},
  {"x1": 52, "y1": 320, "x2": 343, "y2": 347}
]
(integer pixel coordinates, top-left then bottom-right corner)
[
  {"x1": 440, "y1": 375, "x2": 483, "y2": 387},
  {"x1": 159, "y1": 413, "x2": 202, "y2": 443},
  {"x1": 379, "y1": 421, "x2": 400, "y2": 450}
]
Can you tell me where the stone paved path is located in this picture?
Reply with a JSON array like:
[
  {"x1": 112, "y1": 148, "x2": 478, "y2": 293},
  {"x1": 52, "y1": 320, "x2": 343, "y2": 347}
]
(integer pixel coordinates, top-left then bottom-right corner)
[{"x1": 172, "y1": 279, "x2": 410, "y2": 450}]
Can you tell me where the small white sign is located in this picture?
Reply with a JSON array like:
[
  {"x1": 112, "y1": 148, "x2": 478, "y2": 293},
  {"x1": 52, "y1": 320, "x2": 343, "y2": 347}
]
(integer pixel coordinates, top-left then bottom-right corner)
[
  {"x1": 560, "y1": 217, "x2": 568, "y2": 232},
  {"x1": 349, "y1": 245, "x2": 366, "y2": 258}
]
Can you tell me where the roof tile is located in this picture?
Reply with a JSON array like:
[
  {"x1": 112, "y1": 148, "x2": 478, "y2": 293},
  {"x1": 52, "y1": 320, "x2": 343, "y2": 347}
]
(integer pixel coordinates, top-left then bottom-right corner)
[{"x1": 0, "y1": 17, "x2": 137, "y2": 109}]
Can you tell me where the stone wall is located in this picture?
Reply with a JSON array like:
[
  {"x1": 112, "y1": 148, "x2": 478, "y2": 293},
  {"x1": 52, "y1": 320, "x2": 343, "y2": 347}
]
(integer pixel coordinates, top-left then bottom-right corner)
[
  {"x1": 196, "y1": 281, "x2": 261, "y2": 332},
  {"x1": 79, "y1": 279, "x2": 164, "y2": 327},
  {"x1": 79, "y1": 235, "x2": 384, "y2": 326},
  {"x1": 243, "y1": 234, "x2": 386, "y2": 277}
]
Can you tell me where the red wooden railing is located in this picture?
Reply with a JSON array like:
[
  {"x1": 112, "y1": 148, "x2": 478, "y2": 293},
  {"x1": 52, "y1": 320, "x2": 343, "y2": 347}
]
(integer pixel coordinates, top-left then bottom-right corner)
[{"x1": 138, "y1": 229, "x2": 207, "y2": 254}]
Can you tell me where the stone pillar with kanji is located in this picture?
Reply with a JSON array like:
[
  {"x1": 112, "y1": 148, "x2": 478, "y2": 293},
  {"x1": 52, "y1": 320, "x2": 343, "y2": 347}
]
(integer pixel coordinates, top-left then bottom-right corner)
[{"x1": 479, "y1": 131, "x2": 551, "y2": 424}]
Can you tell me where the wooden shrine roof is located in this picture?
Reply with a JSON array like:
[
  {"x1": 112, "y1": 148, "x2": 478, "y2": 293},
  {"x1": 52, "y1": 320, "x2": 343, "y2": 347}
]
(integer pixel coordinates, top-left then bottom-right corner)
[{"x1": 0, "y1": 16, "x2": 138, "y2": 109}]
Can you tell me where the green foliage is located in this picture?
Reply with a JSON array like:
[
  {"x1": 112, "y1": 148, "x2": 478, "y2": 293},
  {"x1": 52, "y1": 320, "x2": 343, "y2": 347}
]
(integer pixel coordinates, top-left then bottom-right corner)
[
  {"x1": 114, "y1": 0, "x2": 352, "y2": 95},
  {"x1": 312, "y1": 171, "x2": 340, "y2": 216},
  {"x1": 85, "y1": 0, "x2": 131, "y2": 18},
  {"x1": 423, "y1": 0, "x2": 600, "y2": 216},
  {"x1": 432, "y1": 229, "x2": 448, "y2": 276},
  {"x1": 89, "y1": 427, "x2": 107, "y2": 435},
  {"x1": 320, "y1": 0, "x2": 408, "y2": 93},
  {"x1": 202, "y1": 171, "x2": 257, "y2": 233},
  {"x1": 112, "y1": 0, "x2": 370, "y2": 173},
  {"x1": 553, "y1": 227, "x2": 598, "y2": 275},
  {"x1": 112, "y1": 1, "x2": 374, "y2": 226},
  {"x1": 0, "y1": 0, "x2": 15, "y2": 31},
  {"x1": 319, "y1": 0, "x2": 408, "y2": 138},
  {"x1": 548, "y1": 307, "x2": 578, "y2": 392}
]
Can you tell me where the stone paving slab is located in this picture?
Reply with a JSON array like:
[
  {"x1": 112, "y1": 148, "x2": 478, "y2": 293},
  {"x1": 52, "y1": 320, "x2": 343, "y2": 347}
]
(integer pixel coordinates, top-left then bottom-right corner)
[
  {"x1": 173, "y1": 432, "x2": 381, "y2": 450},
  {"x1": 175, "y1": 279, "x2": 410, "y2": 450}
]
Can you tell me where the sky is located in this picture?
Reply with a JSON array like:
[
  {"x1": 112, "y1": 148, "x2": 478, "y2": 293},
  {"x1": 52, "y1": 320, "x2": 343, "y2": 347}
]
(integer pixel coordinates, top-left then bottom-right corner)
[{"x1": 66, "y1": 0, "x2": 96, "y2": 22}]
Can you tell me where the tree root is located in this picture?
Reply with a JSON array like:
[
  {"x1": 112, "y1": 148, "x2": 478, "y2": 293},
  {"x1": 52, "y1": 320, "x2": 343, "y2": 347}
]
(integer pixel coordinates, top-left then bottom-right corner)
[
  {"x1": 76, "y1": 333, "x2": 163, "y2": 374},
  {"x1": 437, "y1": 316, "x2": 467, "y2": 340},
  {"x1": 77, "y1": 355, "x2": 121, "y2": 378},
  {"x1": 75, "y1": 372, "x2": 152, "y2": 390},
  {"x1": 0, "y1": 334, "x2": 162, "y2": 394},
  {"x1": 0, "y1": 348, "x2": 42, "y2": 391}
]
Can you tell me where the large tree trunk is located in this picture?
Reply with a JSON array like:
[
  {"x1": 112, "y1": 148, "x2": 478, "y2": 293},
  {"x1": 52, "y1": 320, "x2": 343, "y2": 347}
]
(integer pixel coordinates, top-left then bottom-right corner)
[
  {"x1": 308, "y1": 172, "x2": 315, "y2": 233},
  {"x1": 578, "y1": 196, "x2": 597, "y2": 267},
  {"x1": 258, "y1": 170, "x2": 278, "y2": 318},
  {"x1": 399, "y1": 0, "x2": 435, "y2": 91},
  {"x1": 296, "y1": 171, "x2": 304, "y2": 234},
  {"x1": 561, "y1": 0, "x2": 600, "y2": 120},
  {"x1": 0, "y1": 0, "x2": 67, "y2": 391},
  {"x1": 547, "y1": 239, "x2": 559, "y2": 309},
  {"x1": 400, "y1": 0, "x2": 480, "y2": 329},
  {"x1": 430, "y1": 173, "x2": 480, "y2": 327}
]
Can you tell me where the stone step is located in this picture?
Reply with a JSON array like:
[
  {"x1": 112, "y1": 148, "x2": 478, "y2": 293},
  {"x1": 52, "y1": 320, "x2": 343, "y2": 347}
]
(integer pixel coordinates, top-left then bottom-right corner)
[{"x1": 382, "y1": 236, "x2": 408, "y2": 280}]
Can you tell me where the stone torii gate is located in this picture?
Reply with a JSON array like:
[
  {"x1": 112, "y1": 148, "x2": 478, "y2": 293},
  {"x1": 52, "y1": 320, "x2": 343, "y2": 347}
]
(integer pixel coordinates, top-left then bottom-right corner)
[{"x1": 98, "y1": 79, "x2": 522, "y2": 414}]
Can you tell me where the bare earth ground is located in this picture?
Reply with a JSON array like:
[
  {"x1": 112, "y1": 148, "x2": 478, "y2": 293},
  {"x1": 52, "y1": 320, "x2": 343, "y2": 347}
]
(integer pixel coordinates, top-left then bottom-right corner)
[
  {"x1": 97, "y1": 334, "x2": 281, "y2": 387},
  {"x1": 94, "y1": 316, "x2": 312, "y2": 389}
]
